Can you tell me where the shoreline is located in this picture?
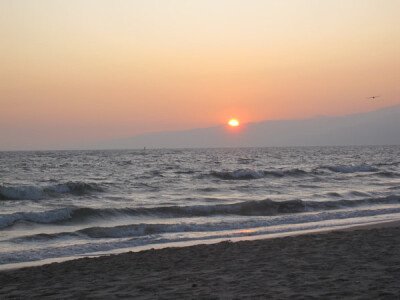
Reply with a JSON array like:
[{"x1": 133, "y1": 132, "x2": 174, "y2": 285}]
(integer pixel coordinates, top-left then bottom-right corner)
[
  {"x1": 2, "y1": 221, "x2": 400, "y2": 298},
  {"x1": 2, "y1": 218, "x2": 399, "y2": 272}
]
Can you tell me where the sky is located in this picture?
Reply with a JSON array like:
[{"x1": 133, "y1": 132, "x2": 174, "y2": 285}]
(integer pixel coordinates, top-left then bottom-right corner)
[{"x1": 1, "y1": 0, "x2": 399, "y2": 150}]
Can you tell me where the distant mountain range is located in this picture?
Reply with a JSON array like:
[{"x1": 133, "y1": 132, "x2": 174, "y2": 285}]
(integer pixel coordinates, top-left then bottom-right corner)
[{"x1": 91, "y1": 105, "x2": 400, "y2": 149}]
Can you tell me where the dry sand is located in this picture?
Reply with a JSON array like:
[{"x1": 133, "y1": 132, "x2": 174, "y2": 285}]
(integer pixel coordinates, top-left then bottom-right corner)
[{"x1": 1, "y1": 223, "x2": 400, "y2": 299}]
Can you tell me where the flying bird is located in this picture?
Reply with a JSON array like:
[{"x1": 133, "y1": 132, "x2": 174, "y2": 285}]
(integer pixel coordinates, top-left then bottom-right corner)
[{"x1": 367, "y1": 96, "x2": 380, "y2": 100}]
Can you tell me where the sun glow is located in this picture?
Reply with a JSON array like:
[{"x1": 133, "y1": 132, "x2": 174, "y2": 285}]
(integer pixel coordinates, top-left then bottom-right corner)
[{"x1": 228, "y1": 119, "x2": 239, "y2": 127}]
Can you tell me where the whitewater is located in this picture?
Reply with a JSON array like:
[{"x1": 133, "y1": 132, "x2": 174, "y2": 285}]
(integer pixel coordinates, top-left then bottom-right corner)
[{"x1": 1, "y1": 146, "x2": 400, "y2": 269}]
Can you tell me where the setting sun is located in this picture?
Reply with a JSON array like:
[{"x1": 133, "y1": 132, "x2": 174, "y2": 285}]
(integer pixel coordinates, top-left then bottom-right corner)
[{"x1": 228, "y1": 119, "x2": 239, "y2": 127}]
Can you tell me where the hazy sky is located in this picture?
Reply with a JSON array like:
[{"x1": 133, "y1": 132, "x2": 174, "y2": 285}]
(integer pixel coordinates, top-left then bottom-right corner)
[{"x1": 1, "y1": 0, "x2": 399, "y2": 150}]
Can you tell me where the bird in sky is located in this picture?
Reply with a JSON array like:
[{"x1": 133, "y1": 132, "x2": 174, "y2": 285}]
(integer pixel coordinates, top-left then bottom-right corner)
[{"x1": 367, "y1": 96, "x2": 380, "y2": 100}]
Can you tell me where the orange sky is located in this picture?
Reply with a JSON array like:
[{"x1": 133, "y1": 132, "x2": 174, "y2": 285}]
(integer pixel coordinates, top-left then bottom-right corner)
[{"x1": 1, "y1": 0, "x2": 399, "y2": 150}]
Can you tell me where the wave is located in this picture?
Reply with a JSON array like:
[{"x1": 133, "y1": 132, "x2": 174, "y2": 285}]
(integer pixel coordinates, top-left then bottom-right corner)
[
  {"x1": 211, "y1": 165, "x2": 393, "y2": 179},
  {"x1": 212, "y1": 169, "x2": 264, "y2": 180},
  {"x1": 375, "y1": 171, "x2": 400, "y2": 178},
  {"x1": 2, "y1": 195, "x2": 400, "y2": 229},
  {"x1": 0, "y1": 182, "x2": 104, "y2": 200},
  {"x1": 376, "y1": 161, "x2": 400, "y2": 167},
  {"x1": 0, "y1": 208, "x2": 73, "y2": 229},
  {"x1": 4, "y1": 204, "x2": 400, "y2": 265},
  {"x1": 326, "y1": 165, "x2": 378, "y2": 173},
  {"x1": 211, "y1": 168, "x2": 309, "y2": 180},
  {"x1": 11, "y1": 202, "x2": 400, "y2": 243}
]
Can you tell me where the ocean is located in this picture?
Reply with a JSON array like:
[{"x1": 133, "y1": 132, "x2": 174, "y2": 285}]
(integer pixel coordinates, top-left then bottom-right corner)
[{"x1": 1, "y1": 146, "x2": 400, "y2": 269}]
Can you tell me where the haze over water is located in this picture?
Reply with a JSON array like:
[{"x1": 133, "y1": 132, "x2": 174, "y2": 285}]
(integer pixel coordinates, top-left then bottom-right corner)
[{"x1": 1, "y1": 146, "x2": 400, "y2": 269}]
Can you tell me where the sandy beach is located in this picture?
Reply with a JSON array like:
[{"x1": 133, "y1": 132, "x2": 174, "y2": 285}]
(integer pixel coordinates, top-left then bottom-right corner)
[{"x1": 1, "y1": 223, "x2": 400, "y2": 299}]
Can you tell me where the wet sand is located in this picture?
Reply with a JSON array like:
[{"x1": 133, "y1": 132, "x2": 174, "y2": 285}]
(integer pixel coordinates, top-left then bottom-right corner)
[{"x1": 1, "y1": 223, "x2": 400, "y2": 299}]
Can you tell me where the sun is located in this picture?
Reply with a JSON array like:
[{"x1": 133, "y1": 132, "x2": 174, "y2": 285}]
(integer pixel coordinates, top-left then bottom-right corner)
[{"x1": 228, "y1": 119, "x2": 239, "y2": 127}]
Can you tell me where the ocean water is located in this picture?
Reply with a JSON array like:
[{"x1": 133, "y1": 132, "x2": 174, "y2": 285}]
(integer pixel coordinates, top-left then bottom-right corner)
[{"x1": 1, "y1": 146, "x2": 400, "y2": 269}]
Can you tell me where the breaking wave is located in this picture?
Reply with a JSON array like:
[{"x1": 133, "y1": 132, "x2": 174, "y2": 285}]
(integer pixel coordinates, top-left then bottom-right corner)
[
  {"x1": 210, "y1": 164, "x2": 395, "y2": 179},
  {"x1": 375, "y1": 171, "x2": 400, "y2": 178},
  {"x1": 10, "y1": 203, "x2": 400, "y2": 243},
  {"x1": 211, "y1": 168, "x2": 309, "y2": 180},
  {"x1": 2, "y1": 195, "x2": 400, "y2": 229},
  {"x1": 0, "y1": 208, "x2": 73, "y2": 229},
  {"x1": 0, "y1": 182, "x2": 104, "y2": 200},
  {"x1": 212, "y1": 169, "x2": 265, "y2": 180},
  {"x1": 326, "y1": 165, "x2": 378, "y2": 173}
]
